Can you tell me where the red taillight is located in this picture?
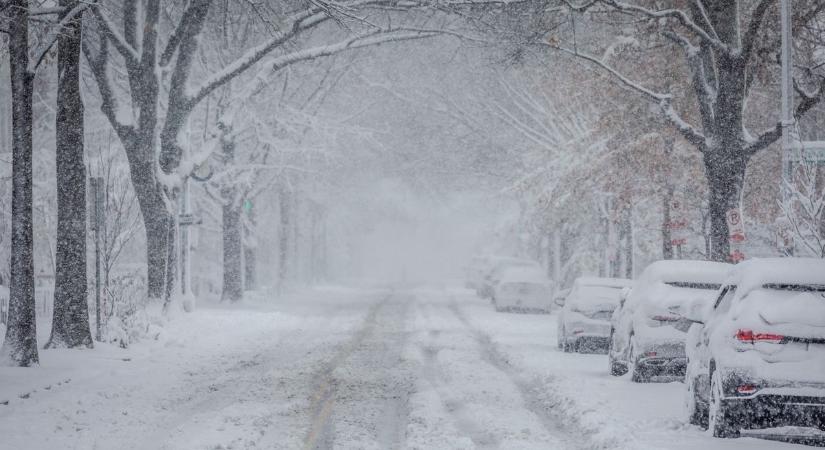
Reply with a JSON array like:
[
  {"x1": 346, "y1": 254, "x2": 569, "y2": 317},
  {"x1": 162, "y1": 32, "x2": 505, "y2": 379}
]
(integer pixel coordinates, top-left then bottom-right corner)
[
  {"x1": 651, "y1": 315, "x2": 679, "y2": 322},
  {"x1": 735, "y1": 329, "x2": 784, "y2": 344},
  {"x1": 736, "y1": 384, "x2": 758, "y2": 395}
]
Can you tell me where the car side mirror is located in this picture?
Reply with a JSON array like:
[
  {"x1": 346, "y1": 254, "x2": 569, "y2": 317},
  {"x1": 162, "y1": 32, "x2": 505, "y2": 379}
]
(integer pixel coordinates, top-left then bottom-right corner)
[{"x1": 676, "y1": 300, "x2": 707, "y2": 324}]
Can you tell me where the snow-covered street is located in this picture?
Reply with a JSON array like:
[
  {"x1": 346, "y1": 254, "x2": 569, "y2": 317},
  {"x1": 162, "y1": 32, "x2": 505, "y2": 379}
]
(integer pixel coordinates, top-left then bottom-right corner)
[{"x1": 2, "y1": 285, "x2": 822, "y2": 449}]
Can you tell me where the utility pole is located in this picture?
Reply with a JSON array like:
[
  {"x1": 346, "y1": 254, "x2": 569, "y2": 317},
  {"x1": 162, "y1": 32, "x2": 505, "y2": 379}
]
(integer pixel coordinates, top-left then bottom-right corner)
[{"x1": 780, "y1": 0, "x2": 794, "y2": 182}]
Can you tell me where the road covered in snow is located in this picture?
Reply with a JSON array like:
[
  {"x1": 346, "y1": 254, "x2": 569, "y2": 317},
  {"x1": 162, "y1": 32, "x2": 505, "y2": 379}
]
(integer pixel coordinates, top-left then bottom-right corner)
[{"x1": 0, "y1": 285, "x2": 822, "y2": 449}]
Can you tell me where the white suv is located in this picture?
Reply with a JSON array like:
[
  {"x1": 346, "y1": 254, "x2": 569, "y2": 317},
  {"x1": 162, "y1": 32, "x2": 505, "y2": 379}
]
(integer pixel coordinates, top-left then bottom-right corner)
[{"x1": 684, "y1": 258, "x2": 825, "y2": 438}]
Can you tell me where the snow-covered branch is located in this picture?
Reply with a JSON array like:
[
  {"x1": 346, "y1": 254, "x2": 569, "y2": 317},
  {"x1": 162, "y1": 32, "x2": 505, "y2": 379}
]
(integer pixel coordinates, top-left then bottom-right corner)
[
  {"x1": 28, "y1": 2, "x2": 90, "y2": 73},
  {"x1": 568, "y1": 0, "x2": 731, "y2": 56},
  {"x1": 546, "y1": 43, "x2": 707, "y2": 151}
]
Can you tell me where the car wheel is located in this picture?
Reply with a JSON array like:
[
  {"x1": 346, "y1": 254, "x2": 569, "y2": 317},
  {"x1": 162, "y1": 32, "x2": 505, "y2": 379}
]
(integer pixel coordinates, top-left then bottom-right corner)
[
  {"x1": 629, "y1": 343, "x2": 648, "y2": 383},
  {"x1": 709, "y1": 370, "x2": 740, "y2": 438},
  {"x1": 609, "y1": 355, "x2": 628, "y2": 376},
  {"x1": 562, "y1": 333, "x2": 575, "y2": 353},
  {"x1": 686, "y1": 377, "x2": 708, "y2": 429}
]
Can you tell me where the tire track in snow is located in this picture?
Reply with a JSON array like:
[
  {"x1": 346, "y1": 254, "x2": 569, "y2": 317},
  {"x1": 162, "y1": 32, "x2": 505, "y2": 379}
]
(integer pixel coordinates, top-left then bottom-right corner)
[
  {"x1": 446, "y1": 298, "x2": 584, "y2": 450},
  {"x1": 303, "y1": 291, "x2": 413, "y2": 450}
]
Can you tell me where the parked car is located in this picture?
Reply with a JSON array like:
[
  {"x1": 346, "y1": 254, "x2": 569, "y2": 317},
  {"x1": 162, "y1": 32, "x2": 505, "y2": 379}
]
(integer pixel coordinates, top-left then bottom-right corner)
[
  {"x1": 683, "y1": 258, "x2": 825, "y2": 438},
  {"x1": 492, "y1": 266, "x2": 553, "y2": 313},
  {"x1": 477, "y1": 257, "x2": 541, "y2": 300},
  {"x1": 558, "y1": 277, "x2": 633, "y2": 353},
  {"x1": 464, "y1": 255, "x2": 491, "y2": 290},
  {"x1": 609, "y1": 260, "x2": 729, "y2": 382}
]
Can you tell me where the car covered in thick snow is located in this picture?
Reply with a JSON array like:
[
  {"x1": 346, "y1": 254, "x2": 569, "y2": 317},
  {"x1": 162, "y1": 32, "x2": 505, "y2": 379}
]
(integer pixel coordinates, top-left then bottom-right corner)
[
  {"x1": 464, "y1": 255, "x2": 491, "y2": 290},
  {"x1": 492, "y1": 266, "x2": 553, "y2": 313},
  {"x1": 608, "y1": 260, "x2": 729, "y2": 382},
  {"x1": 683, "y1": 258, "x2": 825, "y2": 438},
  {"x1": 476, "y1": 257, "x2": 542, "y2": 300},
  {"x1": 558, "y1": 277, "x2": 633, "y2": 353}
]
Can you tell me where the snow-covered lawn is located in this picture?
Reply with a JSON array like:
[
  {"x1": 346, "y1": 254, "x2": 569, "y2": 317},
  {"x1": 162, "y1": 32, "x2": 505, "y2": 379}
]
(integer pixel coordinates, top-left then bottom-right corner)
[{"x1": 0, "y1": 285, "x2": 822, "y2": 449}]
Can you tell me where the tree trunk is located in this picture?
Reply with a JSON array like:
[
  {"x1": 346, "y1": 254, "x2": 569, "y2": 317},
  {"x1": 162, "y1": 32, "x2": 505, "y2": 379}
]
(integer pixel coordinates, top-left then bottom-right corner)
[
  {"x1": 47, "y1": 1, "x2": 92, "y2": 349},
  {"x1": 278, "y1": 187, "x2": 290, "y2": 294},
  {"x1": 619, "y1": 205, "x2": 633, "y2": 279},
  {"x1": 1, "y1": 0, "x2": 38, "y2": 366},
  {"x1": 243, "y1": 243, "x2": 255, "y2": 291},
  {"x1": 662, "y1": 185, "x2": 674, "y2": 260},
  {"x1": 705, "y1": 149, "x2": 748, "y2": 262},
  {"x1": 221, "y1": 200, "x2": 243, "y2": 302}
]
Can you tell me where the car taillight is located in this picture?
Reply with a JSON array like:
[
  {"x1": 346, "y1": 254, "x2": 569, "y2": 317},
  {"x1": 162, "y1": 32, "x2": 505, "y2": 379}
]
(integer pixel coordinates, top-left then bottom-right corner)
[
  {"x1": 736, "y1": 384, "x2": 758, "y2": 395},
  {"x1": 735, "y1": 329, "x2": 785, "y2": 344},
  {"x1": 651, "y1": 315, "x2": 679, "y2": 322}
]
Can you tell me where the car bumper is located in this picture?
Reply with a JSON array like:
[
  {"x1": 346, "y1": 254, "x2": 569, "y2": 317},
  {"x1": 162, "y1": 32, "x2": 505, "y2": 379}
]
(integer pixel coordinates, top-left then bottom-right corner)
[
  {"x1": 725, "y1": 392, "x2": 825, "y2": 428},
  {"x1": 564, "y1": 320, "x2": 611, "y2": 351},
  {"x1": 720, "y1": 372, "x2": 825, "y2": 428},
  {"x1": 636, "y1": 341, "x2": 687, "y2": 376}
]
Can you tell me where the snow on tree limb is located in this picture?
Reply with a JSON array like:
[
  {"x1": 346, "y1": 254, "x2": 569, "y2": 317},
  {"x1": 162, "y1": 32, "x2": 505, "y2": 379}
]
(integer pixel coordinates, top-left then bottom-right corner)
[
  {"x1": 545, "y1": 42, "x2": 708, "y2": 151},
  {"x1": 566, "y1": 0, "x2": 731, "y2": 56},
  {"x1": 90, "y1": 3, "x2": 140, "y2": 67},
  {"x1": 28, "y1": 2, "x2": 90, "y2": 74}
]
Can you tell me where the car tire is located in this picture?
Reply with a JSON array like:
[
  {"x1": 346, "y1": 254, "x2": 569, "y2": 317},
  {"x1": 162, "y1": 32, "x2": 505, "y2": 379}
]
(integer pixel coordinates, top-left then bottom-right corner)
[
  {"x1": 709, "y1": 370, "x2": 740, "y2": 438},
  {"x1": 562, "y1": 334, "x2": 575, "y2": 353},
  {"x1": 610, "y1": 357, "x2": 628, "y2": 376},
  {"x1": 629, "y1": 344, "x2": 648, "y2": 383},
  {"x1": 686, "y1": 377, "x2": 709, "y2": 429}
]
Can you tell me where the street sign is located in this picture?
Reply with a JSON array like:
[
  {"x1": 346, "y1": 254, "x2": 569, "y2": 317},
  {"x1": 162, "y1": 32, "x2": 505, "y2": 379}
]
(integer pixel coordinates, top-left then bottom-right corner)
[
  {"x1": 179, "y1": 213, "x2": 202, "y2": 226},
  {"x1": 726, "y1": 209, "x2": 746, "y2": 243},
  {"x1": 786, "y1": 141, "x2": 825, "y2": 163}
]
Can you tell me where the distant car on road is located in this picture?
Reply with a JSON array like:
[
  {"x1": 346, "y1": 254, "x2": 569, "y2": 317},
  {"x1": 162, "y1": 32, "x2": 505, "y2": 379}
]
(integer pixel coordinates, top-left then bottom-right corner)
[
  {"x1": 683, "y1": 258, "x2": 825, "y2": 438},
  {"x1": 492, "y1": 266, "x2": 553, "y2": 313},
  {"x1": 477, "y1": 257, "x2": 541, "y2": 300},
  {"x1": 558, "y1": 277, "x2": 633, "y2": 353},
  {"x1": 608, "y1": 260, "x2": 729, "y2": 382},
  {"x1": 464, "y1": 255, "x2": 491, "y2": 290}
]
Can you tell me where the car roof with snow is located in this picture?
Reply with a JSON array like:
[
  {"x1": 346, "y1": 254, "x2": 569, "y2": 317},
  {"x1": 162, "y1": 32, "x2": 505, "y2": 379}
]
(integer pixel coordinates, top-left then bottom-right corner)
[
  {"x1": 499, "y1": 266, "x2": 549, "y2": 283},
  {"x1": 631, "y1": 260, "x2": 730, "y2": 314},
  {"x1": 724, "y1": 257, "x2": 825, "y2": 294},
  {"x1": 572, "y1": 276, "x2": 633, "y2": 289},
  {"x1": 637, "y1": 260, "x2": 730, "y2": 285}
]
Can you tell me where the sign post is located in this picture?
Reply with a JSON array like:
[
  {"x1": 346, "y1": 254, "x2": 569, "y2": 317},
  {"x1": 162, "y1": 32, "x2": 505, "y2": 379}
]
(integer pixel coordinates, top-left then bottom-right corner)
[{"x1": 726, "y1": 208, "x2": 746, "y2": 262}]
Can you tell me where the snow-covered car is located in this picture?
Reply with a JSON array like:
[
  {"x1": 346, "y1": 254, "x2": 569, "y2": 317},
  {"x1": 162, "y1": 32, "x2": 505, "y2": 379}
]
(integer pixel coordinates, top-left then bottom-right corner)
[
  {"x1": 492, "y1": 266, "x2": 553, "y2": 313},
  {"x1": 558, "y1": 277, "x2": 633, "y2": 353},
  {"x1": 609, "y1": 260, "x2": 729, "y2": 382},
  {"x1": 477, "y1": 257, "x2": 541, "y2": 300},
  {"x1": 464, "y1": 255, "x2": 491, "y2": 290},
  {"x1": 683, "y1": 258, "x2": 825, "y2": 438}
]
